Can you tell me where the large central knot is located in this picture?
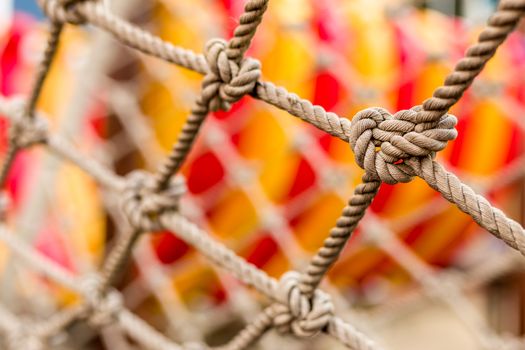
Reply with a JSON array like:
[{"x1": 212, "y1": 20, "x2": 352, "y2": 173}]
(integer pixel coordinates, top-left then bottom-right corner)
[
  {"x1": 202, "y1": 39, "x2": 261, "y2": 112},
  {"x1": 273, "y1": 271, "x2": 334, "y2": 338},
  {"x1": 121, "y1": 170, "x2": 186, "y2": 231},
  {"x1": 348, "y1": 107, "x2": 457, "y2": 184}
]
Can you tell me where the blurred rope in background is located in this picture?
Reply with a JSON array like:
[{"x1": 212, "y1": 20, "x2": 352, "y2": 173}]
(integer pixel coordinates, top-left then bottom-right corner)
[{"x1": 1, "y1": 0, "x2": 525, "y2": 349}]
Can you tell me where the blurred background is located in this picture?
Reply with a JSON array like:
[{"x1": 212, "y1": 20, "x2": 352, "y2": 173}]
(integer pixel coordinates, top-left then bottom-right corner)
[{"x1": 1, "y1": 0, "x2": 525, "y2": 349}]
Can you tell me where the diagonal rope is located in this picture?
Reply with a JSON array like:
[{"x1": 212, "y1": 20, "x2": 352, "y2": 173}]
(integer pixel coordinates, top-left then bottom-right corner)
[{"x1": 0, "y1": 23, "x2": 62, "y2": 187}]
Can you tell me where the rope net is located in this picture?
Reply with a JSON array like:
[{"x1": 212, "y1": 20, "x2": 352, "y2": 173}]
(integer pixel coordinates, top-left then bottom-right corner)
[{"x1": 1, "y1": 0, "x2": 525, "y2": 349}]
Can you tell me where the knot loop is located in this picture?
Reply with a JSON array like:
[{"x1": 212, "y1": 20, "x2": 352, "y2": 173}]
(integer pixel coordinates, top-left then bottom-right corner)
[
  {"x1": 121, "y1": 170, "x2": 186, "y2": 231},
  {"x1": 9, "y1": 106, "x2": 48, "y2": 148},
  {"x1": 201, "y1": 39, "x2": 261, "y2": 111},
  {"x1": 273, "y1": 271, "x2": 334, "y2": 338},
  {"x1": 349, "y1": 107, "x2": 457, "y2": 184},
  {"x1": 80, "y1": 274, "x2": 124, "y2": 328},
  {"x1": 39, "y1": 0, "x2": 91, "y2": 25}
]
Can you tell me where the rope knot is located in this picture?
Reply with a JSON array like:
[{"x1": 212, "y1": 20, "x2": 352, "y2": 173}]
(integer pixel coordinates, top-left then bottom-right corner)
[
  {"x1": 273, "y1": 271, "x2": 334, "y2": 338},
  {"x1": 202, "y1": 39, "x2": 261, "y2": 111},
  {"x1": 80, "y1": 274, "x2": 124, "y2": 328},
  {"x1": 121, "y1": 170, "x2": 186, "y2": 231},
  {"x1": 39, "y1": 0, "x2": 91, "y2": 25},
  {"x1": 349, "y1": 107, "x2": 457, "y2": 184},
  {"x1": 9, "y1": 106, "x2": 48, "y2": 148}
]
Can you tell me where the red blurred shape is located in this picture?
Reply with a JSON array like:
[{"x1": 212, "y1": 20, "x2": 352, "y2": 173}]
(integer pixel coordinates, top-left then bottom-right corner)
[
  {"x1": 0, "y1": 15, "x2": 35, "y2": 95},
  {"x1": 210, "y1": 282, "x2": 228, "y2": 304},
  {"x1": 152, "y1": 231, "x2": 190, "y2": 264},
  {"x1": 317, "y1": 133, "x2": 332, "y2": 153},
  {"x1": 5, "y1": 152, "x2": 30, "y2": 207},
  {"x1": 286, "y1": 157, "x2": 316, "y2": 200},
  {"x1": 87, "y1": 99, "x2": 108, "y2": 138},
  {"x1": 505, "y1": 123, "x2": 524, "y2": 164},
  {"x1": 396, "y1": 79, "x2": 415, "y2": 111},
  {"x1": 370, "y1": 183, "x2": 394, "y2": 213},
  {"x1": 246, "y1": 234, "x2": 278, "y2": 268},
  {"x1": 0, "y1": 117, "x2": 9, "y2": 152},
  {"x1": 312, "y1": 70, "x2": 341, "y2": 111},
  {"x1": 311, "y1": 0, "x2": 343, "y2": 44},
  {"x1": 217, "y1": 0, "x2": 244, "y2": 37},
  {"x1": 186, "y1": 151, "x2": 225, "y2": 194},
  {"x1": 213, "y1": 95, "x2": 248, "y2": 121},
  {"x1": 35, "y1": 225, "x2": 74, "y2": 273}
]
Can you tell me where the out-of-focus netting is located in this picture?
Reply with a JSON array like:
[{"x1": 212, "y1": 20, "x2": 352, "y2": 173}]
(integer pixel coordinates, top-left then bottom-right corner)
[{"x1": 1, "y1": 0, "x2": 525, "y2": 349}]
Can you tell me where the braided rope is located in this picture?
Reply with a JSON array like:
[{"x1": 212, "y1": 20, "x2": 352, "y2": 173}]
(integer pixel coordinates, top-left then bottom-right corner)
[{"x1": 0, "y1": 0, "x2": 524, "y2": 349}]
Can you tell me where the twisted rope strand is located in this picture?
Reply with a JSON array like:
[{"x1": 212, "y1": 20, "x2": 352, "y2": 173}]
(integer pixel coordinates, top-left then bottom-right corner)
[
  {"x1": 415, "y1": 0, "x2": 525, "y2": 128},
  {"x1": 1, "y1": 0, "x2": 524, "y2": 349},
  {"x1": 299, "y1": 174, "x2": 380, "y2": 296},
  {"x1": 215, "y1": 306, "x2": 274, "y2": 350},
  {"x1": 99, "y1": 229, "x2": 141, "y2": 291},
  {"x1": 160, "y1": 213, "x2": 279, "y2": 297},
  {"x1": 24, "y1": 23, "x2": 63, "y2": 120},
  {"x1": 153, "y1": 0, "x2": 268, "y2": 190},
  {"x1": 39, "y1": 0, "x2": 354, "y2": 145},
  {"x1": 408, "y1": 157, "x2": 525, "y2": 255},
  {"x1": 36, "y1": 0, "x2": 525, "y2": 158},
  {"x1": 226, "y1": 0, "x2": 269, "y2": 62},
  {"x1": 159, "y1": 212, "x2": 380, "y2": 349}
]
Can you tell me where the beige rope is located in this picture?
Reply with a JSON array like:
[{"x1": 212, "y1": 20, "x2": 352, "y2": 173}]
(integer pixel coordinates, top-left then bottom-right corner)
[
  {"x1": 225, "y1": 0, "x2": 269, "y2": 62},
  {"x1": 415, "y1": 0, "x2": 525, "y2": 130},
  {"x1": 0, "y1": 0, "x2": 524, "y2": 349},
  {"x1": 408, "y1": 157, "x2": 525, "y2": 255},
  {"x1": 153, "y1": 0, "x2": 267, "y2": 189},
  {"x1": 299, "y1": 174, "x2": 380, "y2": 296}
]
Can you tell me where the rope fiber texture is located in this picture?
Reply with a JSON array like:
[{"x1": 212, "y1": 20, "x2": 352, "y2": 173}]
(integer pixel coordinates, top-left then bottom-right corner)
[{"x1": 0, "y1": 0, "x2": 525, "y2": 349}]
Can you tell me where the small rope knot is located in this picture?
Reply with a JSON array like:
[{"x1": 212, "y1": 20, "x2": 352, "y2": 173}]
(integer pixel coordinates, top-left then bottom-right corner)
[
  {"x1": 273, "y1": 271, "x2": 334, "y2": 338},
  {"x1": 121, "y1": 170, "x2": 186, "y2": 231},
  {"x1": 39, "y1": 0, "x2": 91, "y2": 25},
  {"x1": 9, "y1": 109, "x2": 48, "y2": 148},
  {"x1": 80, "y1": 274, "x2": 124, "y2": 328},
  {"x1": 348, "y1": 106, "x2": 457, "y2": 184},
  {"x1": 201, "y1": 39, "x2": 261, "y2": 112}
]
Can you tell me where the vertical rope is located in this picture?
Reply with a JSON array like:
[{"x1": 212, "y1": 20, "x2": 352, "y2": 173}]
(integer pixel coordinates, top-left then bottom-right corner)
[{"x1": 226, "y1": 0, "x2": 269, "y2": 62}]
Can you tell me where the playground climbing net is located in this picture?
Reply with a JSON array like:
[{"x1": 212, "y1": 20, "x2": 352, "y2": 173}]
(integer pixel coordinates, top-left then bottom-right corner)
[{"x1": 1, "y1": 0, "x2": 525, "y2": 349}]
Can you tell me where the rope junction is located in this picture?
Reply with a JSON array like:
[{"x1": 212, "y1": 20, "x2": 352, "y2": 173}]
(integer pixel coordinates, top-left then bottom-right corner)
[{"x1": 0, "y1": 0, "x2": 524, "y2": 349}]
